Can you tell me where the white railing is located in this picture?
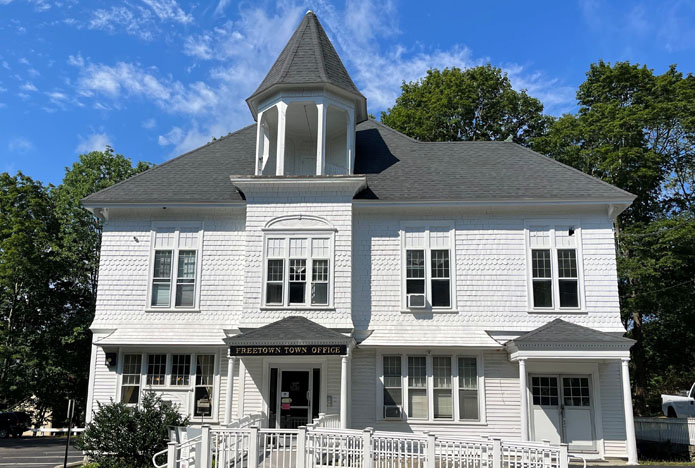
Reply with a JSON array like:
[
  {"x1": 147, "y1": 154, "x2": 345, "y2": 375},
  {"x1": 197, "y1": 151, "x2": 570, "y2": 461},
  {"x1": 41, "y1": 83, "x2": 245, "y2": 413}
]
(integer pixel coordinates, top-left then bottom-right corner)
[
  {"x1": 635, "y1": 417, "x2": 695, "y2": 445},
  {"x1": 229, "y1": 413, "x2": 265, "y2": 429},
  {"x1": 157, "y1": 425, "x2": 569, "y2": 468},
  {"x1": 307, "y1": 413, "x2": 341, "y2": 429}
]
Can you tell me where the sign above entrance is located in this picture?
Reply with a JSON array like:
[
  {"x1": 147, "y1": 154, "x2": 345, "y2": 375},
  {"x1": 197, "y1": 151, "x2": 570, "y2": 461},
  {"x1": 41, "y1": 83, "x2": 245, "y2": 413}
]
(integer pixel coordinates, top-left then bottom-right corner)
[{"x1": 229, "y1": 344, "x2": 347, "y2": 356}]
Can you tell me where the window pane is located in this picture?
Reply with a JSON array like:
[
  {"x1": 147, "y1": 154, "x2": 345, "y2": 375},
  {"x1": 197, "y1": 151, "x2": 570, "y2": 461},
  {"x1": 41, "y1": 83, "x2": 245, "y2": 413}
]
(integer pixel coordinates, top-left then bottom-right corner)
[
  {"x1": 311, "y1": 283, "x2": 328, "y2": 305},
  {"x1": 153, "y1": 251, "x2": 172, "y2": 278},
  {"x1": 267, "y1": 284, "x2": 283, "y2": 304},
  {"x1": 431, "y1": 250, "x2": 449, "y2": 278},
  {"x1": 384, "y1": 387, "x2": 402, "y2": 406},
  {"x1": 557, "y1": 249, "x2": 577, "y2": 278},
  {"x1": 533, "y1": 280, "x2": 552, "y2": 307},
  {"x1": 434, "y1": 389, "x2": 452, "y2": 419},
  {"x1": 147, "y1": 354, "x2": 167, "y2": 385},
  {"x1": 123, "y1": 354, "x2": 141, "y2": 380},
  {"x1": 407, "y1": 279, "x2": 425, "y2": 294},
  {"x1": 171, "y1": 354, "x2": 191, "y2": 386},
  {"x1": 532, "y1": 250, "x2": 551, "y2": 278},
  {"x1": 195, "y1": 355, "x2": 214, "y2": 417},
  {"x1": 458, "y1": 357, "x2": 477, "y2": 390},
  {"x1": 383, "y1": 356, "x2": 402, "y2": 388},
  {"x1": 121, "y1": 385, "x2": 140, "y2": 404},
  {"x1": 408, "y1": 389, "x2": 427, "y2": 419},
  {"x1": 151, "y1": 282, "x2": 171, "y2": 307},
  {"x1": 459, "y1": 390, "x2": 479, "y2": 420},
  {"x1": 267, "y1": 259, "x2": 284, "y2": 282},
  {"x1": 406, "y1": 250, "x2": 425, "y2": 278},
  {"x1": 289, "y1": 259, "x2": 306, "y2": 304},
  {"x1": 176, "y1": 283, "x2": 195, "y2": 307},
  {"x1": 559, "y1": 279, "x2": 579, "y2": 307},
  {"x1": 408, "y1": 356, "x2": 427, "y2": 418},
  {"x1": 312, "y1": 259, "x2": 329, "y2": 281},
  {"x1": 121, "y1": 354, "x2": 141, "y2": 404},
  {"x1": 431, "y1": 280, "x2": 450, "y2": 307},
  {"x1": 177, "y1": 251, "x2": 196, "y2": 279}
]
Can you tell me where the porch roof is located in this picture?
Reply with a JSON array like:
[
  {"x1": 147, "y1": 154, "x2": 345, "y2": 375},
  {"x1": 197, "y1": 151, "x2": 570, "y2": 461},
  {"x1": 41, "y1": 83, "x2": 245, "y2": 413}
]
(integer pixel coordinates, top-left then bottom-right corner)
[
  {"x1": 504, "y1": 319, "x2": 635, "y2": 360},
  {"x1": 224, "y1": 316, "x2": 355, "y2": 347}
]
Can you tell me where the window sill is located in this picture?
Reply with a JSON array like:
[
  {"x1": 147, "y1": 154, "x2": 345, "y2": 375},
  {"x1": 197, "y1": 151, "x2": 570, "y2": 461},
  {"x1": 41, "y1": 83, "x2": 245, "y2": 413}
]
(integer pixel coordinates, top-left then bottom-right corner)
[
  {"x1": 379, "y1": 419, "x2": 487, "y2": 426},
  {"x1": 400, "y1": 309, "x2": 459, "y2": 314},
  {"x1": 527, "y1": 308, "x2": 587, "y2": 314},
  {"x1": 145, "y1": 308, "x2": 201, "y2": 313},
  {"x1": 260, "y1": 306, "x2": 336, "y2": 311}
]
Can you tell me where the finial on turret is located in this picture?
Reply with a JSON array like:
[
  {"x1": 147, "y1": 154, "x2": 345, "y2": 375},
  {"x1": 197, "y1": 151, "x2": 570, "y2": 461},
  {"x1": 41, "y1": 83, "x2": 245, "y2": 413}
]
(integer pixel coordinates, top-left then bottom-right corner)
[{"x1": 306, "y1": 10, "x2": 314, "y2": 15}]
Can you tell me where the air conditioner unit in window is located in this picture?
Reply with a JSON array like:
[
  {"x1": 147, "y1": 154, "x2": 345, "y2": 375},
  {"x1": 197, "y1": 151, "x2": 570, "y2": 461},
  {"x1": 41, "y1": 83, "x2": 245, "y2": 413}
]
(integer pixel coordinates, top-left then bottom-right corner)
[
  {"x1": 384, "y1": 405, "x2": 403, "y2": 419},
  {"x1": 407, "y1": 293, "x2": 426, "y2": 308}
]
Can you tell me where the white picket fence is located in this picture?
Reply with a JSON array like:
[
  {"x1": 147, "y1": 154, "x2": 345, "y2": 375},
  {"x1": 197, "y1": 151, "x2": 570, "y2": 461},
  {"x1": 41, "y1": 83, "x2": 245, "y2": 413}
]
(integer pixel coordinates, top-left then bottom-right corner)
[
  {"x1": 634, "y1": 417, "x2": 695, "y2": 446},
  {"x1": 154, "y1": 425, "x2": 568, "y2": 468}
]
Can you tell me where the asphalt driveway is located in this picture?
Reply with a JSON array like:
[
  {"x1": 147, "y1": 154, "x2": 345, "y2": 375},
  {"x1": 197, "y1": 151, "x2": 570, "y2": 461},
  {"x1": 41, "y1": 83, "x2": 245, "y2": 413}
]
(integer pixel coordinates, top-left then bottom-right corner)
[{"x1": 0, "y1": 437, "x2": 84, "y2": 468}]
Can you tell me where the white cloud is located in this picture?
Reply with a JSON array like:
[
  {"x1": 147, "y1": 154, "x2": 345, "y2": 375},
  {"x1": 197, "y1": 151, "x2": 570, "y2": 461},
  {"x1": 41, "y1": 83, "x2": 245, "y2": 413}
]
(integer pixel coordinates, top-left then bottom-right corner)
[
  {"x1": 141, "y1": 0, "x2": 192, "y2": 24},
  {"x1": 214, "y1": 0, "x2": 231, "y2": 16},
  {"x1": 20, "y1": 82, "x2": 38, "y2": 92},
  {"x1": 142, "y1": 118, "x2": 157, "y2": 129},
  {"x1": 0, "y1": 0, "x2": 15, "y2": 5},
  {"x1": 75, "y1": 132, "x2": 112, "y2": 154},
  {"x1": 67, "y1": 54, "x2": 84, "y2": 67},
  {"x1": 8, "y1": 137, "x2": 34, "y2": 153}
]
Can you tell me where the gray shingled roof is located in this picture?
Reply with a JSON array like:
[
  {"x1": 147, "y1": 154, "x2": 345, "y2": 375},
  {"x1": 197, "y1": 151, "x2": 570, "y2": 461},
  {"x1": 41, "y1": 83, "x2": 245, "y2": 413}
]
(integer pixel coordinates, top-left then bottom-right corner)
[
  {"x1": 82, "y1": 119, "x2": 635, "y2": 206},
  {"x1": 247, "y1": 11, "x2": 364, "y2": 106},
  {"x1": 224, "y1": 316, "x2": 354, "y2": 346},
  {"x1": 509, "y1": 319, "x2": 634, "y2": 344}
]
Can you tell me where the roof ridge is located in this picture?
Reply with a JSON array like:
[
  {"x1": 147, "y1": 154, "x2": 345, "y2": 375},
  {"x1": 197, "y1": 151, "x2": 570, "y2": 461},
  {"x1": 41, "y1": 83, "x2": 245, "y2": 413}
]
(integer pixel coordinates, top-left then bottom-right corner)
[
  {"x1": 308, "y1": 12, "x2": 329, "y2": 82},
  {"x1": 510, "y1": 142, "x2": 636, "y2": 200},
  {"x1": 369, "y1": 119, "x2": 421, "y2": 144},
  {"x1": 82, "y1": 124, "x2": 256, "y2": 203}
]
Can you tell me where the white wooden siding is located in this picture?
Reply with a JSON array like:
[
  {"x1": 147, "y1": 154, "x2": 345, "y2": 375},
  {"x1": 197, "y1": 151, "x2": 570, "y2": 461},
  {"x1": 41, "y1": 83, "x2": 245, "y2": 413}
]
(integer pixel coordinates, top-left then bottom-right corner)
[{"x1": 599, "y1": 361, "x2": 627, "y2": 457}]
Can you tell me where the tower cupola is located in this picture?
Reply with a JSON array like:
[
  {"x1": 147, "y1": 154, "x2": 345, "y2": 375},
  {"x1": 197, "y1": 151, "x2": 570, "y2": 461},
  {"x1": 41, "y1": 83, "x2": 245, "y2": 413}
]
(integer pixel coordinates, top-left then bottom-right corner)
[{"x1": 246, "y1": 11, "x2": 367, "y2": 176}]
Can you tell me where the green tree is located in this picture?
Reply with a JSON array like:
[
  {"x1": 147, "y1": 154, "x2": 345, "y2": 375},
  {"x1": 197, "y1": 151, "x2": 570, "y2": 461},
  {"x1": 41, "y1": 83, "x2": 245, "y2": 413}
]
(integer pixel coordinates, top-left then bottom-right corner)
[
  {"x1": 0, "y1": 147, "x2": 151, "y2": 424},
  {"x1": 78, "y1": 392, "x2": 188, "y2": 468},
  {"x1": 534, "y1": 61, "x2": 695, "y2": 413},
  {"x1": 381, "y1": 65, "x2": 552, "y2": 145}
]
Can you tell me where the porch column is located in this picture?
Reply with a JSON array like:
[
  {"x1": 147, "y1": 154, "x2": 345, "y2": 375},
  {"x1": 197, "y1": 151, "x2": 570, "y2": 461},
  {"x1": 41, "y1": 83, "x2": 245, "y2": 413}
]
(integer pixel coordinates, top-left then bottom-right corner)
[
  {"x1": 519, "y1": 358, "x2": 529, "y2": 441},
  {"x1": 224, "y1": 356, "x2": 237, "y2": 425},
  {"x1": 620, "y1": 358, "x2": 638, "y2": 464},
  {"x1": 340, "y1": 353, "x2": 350, "y2": 429}
]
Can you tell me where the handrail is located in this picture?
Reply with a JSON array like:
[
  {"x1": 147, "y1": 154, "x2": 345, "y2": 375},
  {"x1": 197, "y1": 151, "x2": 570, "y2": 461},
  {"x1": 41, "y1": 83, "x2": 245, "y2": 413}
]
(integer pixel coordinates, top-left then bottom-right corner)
[
  {"x1": 152, "y1": 434, "x2": 202, "y2": 468},
  {"x1": 569, "y1": 455, "x2": 587, "y2": 468}
]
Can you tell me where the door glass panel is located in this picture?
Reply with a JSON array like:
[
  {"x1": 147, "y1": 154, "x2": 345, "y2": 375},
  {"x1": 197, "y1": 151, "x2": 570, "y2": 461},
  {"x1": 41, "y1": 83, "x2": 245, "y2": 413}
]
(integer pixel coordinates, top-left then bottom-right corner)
[
  {"x1": 280, "y1": 371, "x2": 310, "y2": 428},
  {"x1": 562, "y1": 377, "x2": 591, "y2": 407},
  {"x1": 531, "y1": 376, "x2": 559, "y2": 406}
]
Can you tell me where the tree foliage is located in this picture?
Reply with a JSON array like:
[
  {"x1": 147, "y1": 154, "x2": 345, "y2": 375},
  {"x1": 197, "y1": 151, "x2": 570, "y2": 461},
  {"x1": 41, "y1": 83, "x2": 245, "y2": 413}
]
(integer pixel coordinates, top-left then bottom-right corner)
[
  {"x1": 381, "y1": 65, "x2": 552, "y2": 145},
  {"x1": 77, "y1": 392, "x2": 188, "y2": 468},
  {"x1": 533, "y1": 61, "x2": 695, "y2": 413},
  {"x1": 0, "y1": 147, "x2": 151, "y2": 424}
]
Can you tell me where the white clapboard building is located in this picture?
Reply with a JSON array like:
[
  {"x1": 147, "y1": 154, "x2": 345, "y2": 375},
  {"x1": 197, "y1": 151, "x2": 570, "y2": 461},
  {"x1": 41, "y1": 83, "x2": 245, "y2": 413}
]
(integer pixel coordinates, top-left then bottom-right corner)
[{"x1": 82, "y1": 11, "x2": 638, "y2": 462}]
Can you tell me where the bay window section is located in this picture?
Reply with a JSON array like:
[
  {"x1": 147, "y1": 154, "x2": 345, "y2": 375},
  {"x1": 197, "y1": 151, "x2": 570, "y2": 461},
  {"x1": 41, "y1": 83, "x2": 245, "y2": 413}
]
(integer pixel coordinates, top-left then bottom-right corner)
[
  {"x1": 433, "y1": 356, "x2": 453, "y2": 419},
  {"x1": 407, "y1": 356, "x2": 428, "y2": 419},
  {"x1": 383, "y1": 356, "x2": 402, "y2": 418},
  {"x1": 146, "y1": 354, "x2": 166, "y2": 386},
  {"x1": 458, "y1": 357, "x2": 479, "y2": 420},
  {"x1": 194, "y1": 354, "x2": 215, "y2": 417},
  {"x1": 121, "y1": 354, "x2": 142, "y2": 404},
  {"x1": 263, "y1": 236, "x2": 332, "y2": 307}
]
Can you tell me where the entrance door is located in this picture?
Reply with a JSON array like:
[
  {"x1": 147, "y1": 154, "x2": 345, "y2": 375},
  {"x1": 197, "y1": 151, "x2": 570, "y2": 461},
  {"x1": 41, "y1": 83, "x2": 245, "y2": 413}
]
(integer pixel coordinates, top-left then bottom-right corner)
[
  {"x1": 531, "y1": 375, "x2": 596, "y2": 451},
  {"x1": 278, "y1": 371, "x2": 311, "y2": 428}
]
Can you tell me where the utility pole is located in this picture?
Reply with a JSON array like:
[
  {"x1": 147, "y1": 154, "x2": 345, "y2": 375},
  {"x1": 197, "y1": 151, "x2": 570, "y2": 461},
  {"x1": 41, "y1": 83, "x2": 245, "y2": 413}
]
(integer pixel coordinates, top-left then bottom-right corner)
[{"x1": 63, "y1": 399, "x2": 75, "y2": 468}]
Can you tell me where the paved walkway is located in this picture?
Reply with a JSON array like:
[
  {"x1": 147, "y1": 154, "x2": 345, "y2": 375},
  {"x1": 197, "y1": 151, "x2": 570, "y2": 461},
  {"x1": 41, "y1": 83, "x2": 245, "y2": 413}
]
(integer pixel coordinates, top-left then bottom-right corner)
[{"x1": 0, "y1": 437, "x2": 84, "y2": 468}]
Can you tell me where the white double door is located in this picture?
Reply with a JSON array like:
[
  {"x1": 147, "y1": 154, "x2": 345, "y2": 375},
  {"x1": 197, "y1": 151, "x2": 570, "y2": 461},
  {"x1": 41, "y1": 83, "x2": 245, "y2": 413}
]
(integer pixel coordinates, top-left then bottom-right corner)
[{"x1": 531, "y1": 375, "x2": 596, "y2": 452}]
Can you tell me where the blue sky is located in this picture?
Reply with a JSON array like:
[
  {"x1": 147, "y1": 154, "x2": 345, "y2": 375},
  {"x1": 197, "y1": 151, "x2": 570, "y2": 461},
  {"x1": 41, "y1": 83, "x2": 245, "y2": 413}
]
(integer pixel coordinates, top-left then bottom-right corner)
[{"x1": 2, "y1": 0, "x2": 695, "y2": 185}]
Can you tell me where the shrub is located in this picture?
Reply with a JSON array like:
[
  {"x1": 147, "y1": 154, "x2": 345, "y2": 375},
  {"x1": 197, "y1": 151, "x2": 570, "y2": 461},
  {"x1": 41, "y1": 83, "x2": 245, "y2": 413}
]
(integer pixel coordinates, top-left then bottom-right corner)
[{"x1": 77, "y1": 392, "x2": 188, "y2": 468}]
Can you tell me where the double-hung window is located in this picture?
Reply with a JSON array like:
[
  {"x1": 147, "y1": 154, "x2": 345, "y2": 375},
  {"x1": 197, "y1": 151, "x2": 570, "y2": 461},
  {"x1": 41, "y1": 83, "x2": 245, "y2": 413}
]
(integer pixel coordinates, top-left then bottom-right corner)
[
  {"x1": 150, "y1": 225, "x2": 201, "y2": 309},
  {"x1": 171, "y1": 354, "x2": 191, "y2": 386},
  {"x1": 194, "y1": 355, "x2": 215, "y2": 417},
  {"x1": 146, "y1": 354, "x2": 166, "y2": 386},
  {"x1": 402, "y1": 225, "x2": 454, "y2": 310},
  {"x1": 528, "y1": 224, "x2": 581, "y2": 310},
  {"x1": 264, "y1": 236, "x2": 332, "y2": 307},
  {"x1": 381, "y1": 354, "x2": 481, "y2": 422},
  {"x1": 121, "y1": 354, "x2": 142, "y2": 404}
]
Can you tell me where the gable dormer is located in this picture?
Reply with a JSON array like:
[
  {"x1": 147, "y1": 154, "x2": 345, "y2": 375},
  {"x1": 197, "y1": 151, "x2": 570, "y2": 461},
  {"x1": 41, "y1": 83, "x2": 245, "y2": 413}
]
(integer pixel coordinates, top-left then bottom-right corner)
[{"x1": 246, "y1": 11, "x2": 368, "y2": 177}]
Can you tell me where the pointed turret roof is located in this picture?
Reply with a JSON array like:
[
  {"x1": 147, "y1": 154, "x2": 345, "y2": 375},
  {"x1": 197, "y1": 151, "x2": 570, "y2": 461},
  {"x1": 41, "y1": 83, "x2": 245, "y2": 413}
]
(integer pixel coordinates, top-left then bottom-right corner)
[{"x1": 246, "y1": 11, "x2": 367, "y2": 122}]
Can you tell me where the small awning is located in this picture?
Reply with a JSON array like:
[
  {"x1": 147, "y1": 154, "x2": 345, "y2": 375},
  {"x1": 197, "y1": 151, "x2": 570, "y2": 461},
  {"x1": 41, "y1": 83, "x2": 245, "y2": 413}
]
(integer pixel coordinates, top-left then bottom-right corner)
[
  {"x1": 225, "y1": 316, "x2": 355, "y2": 357},
  {"x1": 504, "y1": 319, "x2": 635, "y2": 360}
]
